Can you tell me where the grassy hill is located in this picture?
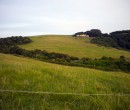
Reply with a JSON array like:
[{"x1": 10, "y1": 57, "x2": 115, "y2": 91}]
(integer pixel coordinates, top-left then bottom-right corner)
[
  {"x1": 1, "y1": 35, "x2": 130, "y2": 110},
  {"x1": 0, "y1": 53, "x2": 130, "y2": 110},
  {"x1": 20, "y1": 35, "x2": 130, "y2": 59}
]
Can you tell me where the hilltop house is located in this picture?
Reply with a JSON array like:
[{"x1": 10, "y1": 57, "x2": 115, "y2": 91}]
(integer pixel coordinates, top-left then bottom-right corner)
[{"x1": 76, "y1": 34, "x2": 89, "y2": 38}]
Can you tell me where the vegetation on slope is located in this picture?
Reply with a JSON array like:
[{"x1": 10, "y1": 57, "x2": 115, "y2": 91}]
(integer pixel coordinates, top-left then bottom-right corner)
[
  {"x1": 110, "y1": 30, "x2": 130, "y2": 49},
  {"x1": 91, "y1": 37, "x2": 119, "y2": 48},
  {"x1": 20, "y1": 35, "x2": 130, "y2": 59},
  {"x1": 0, "y1": 36, "x2": 32, "y2": 53},
  {"x1": 0, "y1": 36, "x2": 32, "y2": 45},
  {"x1": 74, "y1": 29, "x2": 130, "y2": 50},
  {"x1": 0, "y1": 53, "x2": 130, "y2": 110},
  {"x1": 0, "y1": 36, "x2": 130, "y2": 72},
  {"x1": 8, "y1": 47, "x2": 130, "y2": 72}
]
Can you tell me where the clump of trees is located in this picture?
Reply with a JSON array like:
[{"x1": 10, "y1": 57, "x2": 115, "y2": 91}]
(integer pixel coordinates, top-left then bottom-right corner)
[
  {"x1": 0, "y1": 36, "x2": 32, "y2": 45},
  {"x1": 109, "y1": 30, "x2": 130, "y2": 49},
  {"x1": 0, "y1": 36, "x2": 130, "y2": 72},
  {"x1": 85, "y1": 29, "x2": 102, "y2": 37},
  {"x1": 91, "y1": 37, "x2": 119, "y2": 48},
  {"x1": 0, "y1": 36, "x2": 32, "y2": 53},
  {"x1": 73, "y1": 29, "x2": 130, "y2": 50},
  {"x1": 73, "y1": 29, "x2": 102, "y2": 37}
]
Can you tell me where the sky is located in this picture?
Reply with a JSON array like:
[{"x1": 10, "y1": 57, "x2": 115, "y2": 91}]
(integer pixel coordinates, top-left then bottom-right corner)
[{"x1": 0, "y1": 0, "x2": 130, "y2": 37}]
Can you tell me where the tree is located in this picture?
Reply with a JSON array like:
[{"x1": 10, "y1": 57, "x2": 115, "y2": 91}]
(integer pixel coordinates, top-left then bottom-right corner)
[{"x1": 85, "y1": 29, "x2": 102, "y2": 37}]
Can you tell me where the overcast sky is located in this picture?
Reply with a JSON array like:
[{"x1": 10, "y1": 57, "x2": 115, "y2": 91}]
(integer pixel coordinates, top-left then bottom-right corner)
[{"x1": 0, "y1": 0, "x2": 130, "y2": 37}]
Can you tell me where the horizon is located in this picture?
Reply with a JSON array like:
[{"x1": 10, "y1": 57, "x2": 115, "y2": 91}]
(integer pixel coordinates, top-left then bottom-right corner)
[{"x1": 0, "y1": 29, "x2": 130, "y2": 38}]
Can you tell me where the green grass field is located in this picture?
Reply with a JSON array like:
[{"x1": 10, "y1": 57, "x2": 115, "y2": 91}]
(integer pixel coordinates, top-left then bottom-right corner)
[
  {"x1": 20, "y1": 35, "x2": 130, "y2": 59},
  {"x1": 1, "y1": 35, "x2": 130, "y2": 110},
  {"x1": 0, "y1": 53, "x2": 130, "y2": 110}
]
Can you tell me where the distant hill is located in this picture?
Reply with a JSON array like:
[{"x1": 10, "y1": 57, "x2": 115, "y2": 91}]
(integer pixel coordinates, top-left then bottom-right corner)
[{"x1": 20, "y1": 35, "x2": 130, "y2": 60}]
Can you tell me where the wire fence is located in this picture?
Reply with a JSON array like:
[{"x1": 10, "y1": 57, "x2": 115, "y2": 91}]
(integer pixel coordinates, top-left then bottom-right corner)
[
  {"x1": 1, "y1": 89, "x2": 130, "y2": 110},
  {"x1": 0, "y1": 89, "x2": 130, "y2": 96}
]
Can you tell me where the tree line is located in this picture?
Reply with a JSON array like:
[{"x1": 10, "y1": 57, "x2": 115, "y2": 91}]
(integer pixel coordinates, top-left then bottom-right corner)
[
  {"x1": 73, "y1": 29, "x2": 130, "y2": 50},
  {"x1": 0, "y1": 36, "x2": 130, "y2": 72}
]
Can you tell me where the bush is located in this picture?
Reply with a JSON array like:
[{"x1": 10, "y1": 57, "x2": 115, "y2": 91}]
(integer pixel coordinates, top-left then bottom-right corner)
[{"x1": 91, "y1": 37, "x2": 119, "y2": 48}]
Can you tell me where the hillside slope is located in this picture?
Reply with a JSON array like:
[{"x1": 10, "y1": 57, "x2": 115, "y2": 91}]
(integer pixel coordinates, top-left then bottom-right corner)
[
  {"x1": 20, "y1": 35, "x2": 130, "y2": 59},
  {"x1": 0, "y1": 53, "x2": 130, "y2": 109}
]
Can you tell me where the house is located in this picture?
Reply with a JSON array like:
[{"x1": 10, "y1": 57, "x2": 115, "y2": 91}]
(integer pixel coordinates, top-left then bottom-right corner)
[{"x1": 76, "y1": 34, "x2": 89, "y2": 38}]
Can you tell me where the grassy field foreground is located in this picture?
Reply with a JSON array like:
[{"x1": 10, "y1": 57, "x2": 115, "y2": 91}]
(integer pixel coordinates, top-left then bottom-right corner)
[
  {"x1": 20, "y1": 35, "x2": 130, "y2": 59},
  {"x1": 0, "y1": 53, "x2": 130, "y2": 110}
]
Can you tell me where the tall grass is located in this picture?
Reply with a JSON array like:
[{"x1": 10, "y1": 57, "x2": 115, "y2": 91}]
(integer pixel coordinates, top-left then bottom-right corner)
[
  {"x1": 0, "y1": 53, "x2": 130, "y2": 109},
  {"x1": 1, "y1": 92, "x2": 130, "y2": 110}
]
